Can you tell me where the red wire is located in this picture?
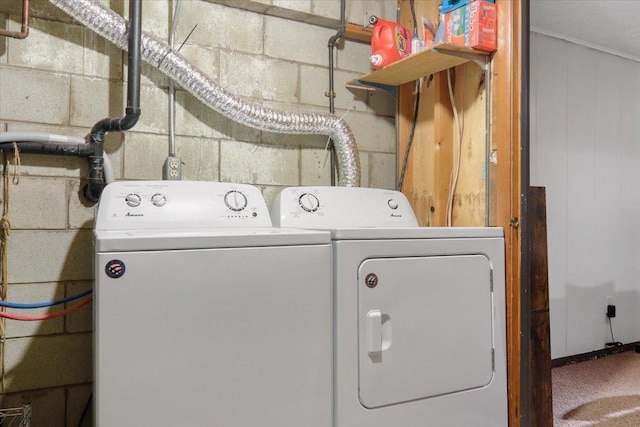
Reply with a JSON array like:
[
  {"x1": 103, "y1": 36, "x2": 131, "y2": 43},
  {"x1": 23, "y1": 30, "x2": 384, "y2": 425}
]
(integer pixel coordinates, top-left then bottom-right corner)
[{"x1": 0, "y1": 296, "x2": 93, "y2": 321}]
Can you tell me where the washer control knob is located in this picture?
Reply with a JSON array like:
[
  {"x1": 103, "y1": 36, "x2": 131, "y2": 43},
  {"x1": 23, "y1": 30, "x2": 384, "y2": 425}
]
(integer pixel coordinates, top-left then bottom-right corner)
[
  {"x1": 224, "y1": 190, "x2": 248, "y2": 212},
  {"x1": 125, "y1": 193, "x2": 142, "y2": 208},
  {"x1": 388, "y1": 199, "x2": 399, "y2": 210},
  {"x1": 299, "y1": 193, "x2": 320, "y2": 212},
  {"x1": 151, "y1": 193, "x2": 167, "y2": 207}
]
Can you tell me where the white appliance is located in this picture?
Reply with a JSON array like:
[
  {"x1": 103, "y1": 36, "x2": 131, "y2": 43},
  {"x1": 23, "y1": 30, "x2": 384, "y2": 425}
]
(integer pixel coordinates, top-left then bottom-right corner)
[
  {"x1": 93, "y1": 181, "x2": 332, "y2": 427},
  {"x1": 271, "y1": 186, "x2": 508, "y2": 427}
]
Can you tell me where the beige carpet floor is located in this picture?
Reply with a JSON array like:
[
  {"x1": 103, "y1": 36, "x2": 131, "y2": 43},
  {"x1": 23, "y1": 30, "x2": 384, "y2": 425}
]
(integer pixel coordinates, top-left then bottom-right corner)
[{"x1": 553, "y1": 351, "x2": 640, "y2": 426}]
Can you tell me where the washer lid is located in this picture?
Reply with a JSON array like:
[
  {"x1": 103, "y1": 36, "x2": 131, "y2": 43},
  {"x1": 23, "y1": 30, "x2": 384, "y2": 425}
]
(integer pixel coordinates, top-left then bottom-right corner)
[
  {"x1": 95, "y1": 228, "x2": 331, "y2": 252},
  {"x1": 358, "y1": 254, "x2": 495, "y2": 408}
]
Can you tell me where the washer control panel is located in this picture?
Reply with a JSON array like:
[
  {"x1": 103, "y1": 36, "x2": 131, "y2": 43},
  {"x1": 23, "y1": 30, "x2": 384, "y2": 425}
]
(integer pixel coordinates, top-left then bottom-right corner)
[
  {"x1": 271, "y1": 186, "x2": 418, "y2": 228},
  {"x1": 95, "y1": 181, "x2": 272, "y2": 230}
]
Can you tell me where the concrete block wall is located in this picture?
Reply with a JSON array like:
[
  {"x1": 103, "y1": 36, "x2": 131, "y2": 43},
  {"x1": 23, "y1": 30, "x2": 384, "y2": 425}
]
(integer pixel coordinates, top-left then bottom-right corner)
[{"x1": 0, "y1": 0, "x2": 396, "y2": 424}]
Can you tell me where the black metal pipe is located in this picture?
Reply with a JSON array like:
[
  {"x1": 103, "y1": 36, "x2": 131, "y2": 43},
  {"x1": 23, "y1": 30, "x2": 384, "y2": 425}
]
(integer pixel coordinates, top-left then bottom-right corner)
[
  {"x1": 85, "y1": 0, "x2": 142, "y2": 202},
  {"x1": 0, "y1": 141, "x2": 93, "y2": 157}
]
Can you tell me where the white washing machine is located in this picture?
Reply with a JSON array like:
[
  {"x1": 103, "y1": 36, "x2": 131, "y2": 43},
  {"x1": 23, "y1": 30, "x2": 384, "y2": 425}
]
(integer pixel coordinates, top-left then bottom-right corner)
[
  {"x1": 94, "y1": 181, "x2": 332, "y2": 427},
  {"x1": 271, "y1": 186, "x2": 508, "y2": 427}
]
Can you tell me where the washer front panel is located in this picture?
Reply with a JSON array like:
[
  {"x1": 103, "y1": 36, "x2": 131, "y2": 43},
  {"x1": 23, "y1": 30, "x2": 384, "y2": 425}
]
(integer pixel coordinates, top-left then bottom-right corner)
[{"x1": 95, "y1": 244, "x2": 332, "y2": 427}]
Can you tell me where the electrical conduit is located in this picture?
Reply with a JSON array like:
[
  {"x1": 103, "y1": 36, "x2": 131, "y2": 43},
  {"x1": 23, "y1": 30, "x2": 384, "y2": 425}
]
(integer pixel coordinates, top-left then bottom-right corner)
[{"x1": 48, "y1": 0, "x2": 360, "y2": 187}]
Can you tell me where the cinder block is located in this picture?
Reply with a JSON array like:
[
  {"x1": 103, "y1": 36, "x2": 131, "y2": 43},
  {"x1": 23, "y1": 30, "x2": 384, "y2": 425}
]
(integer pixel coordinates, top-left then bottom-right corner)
[
  {"x1": 337, "y1": 40, "x2": 373, "y2": 74},
  {"x1": 367, "y1": 86, "x2": 397, "y2": 118},
  {"x1": 0, "y1": 67, "x2": 70, "y2": 125},
  {"x1": 219, "y1": 51, "x2": 300, "y2": 102},
  {"x1": 66, "y1": 281, "x2": 94, "y2": 334},
  {"x1": 70, "y1": 76, "x2": 124, "y2": 128},
  {"x1": 7, "y1": 17, "x2": 83, "y2": 73},
  {"x1": 347, "y1": 0, "x2": 394, "y2": 26},
  {"x1": 3, "y1": 387, "x2": 66, "y2": 427},
  {"x1": 343, "y1": 111, "x2": 395, "y2": 153},
  {"x1": 179, "y1": 2, "x2": 264, "y2": 55},
  {"x1": 264, "y1": 16, "x2": 334, "y2": 67},
  {"x1": 0, "y1": 15, "x2": 6, "y2": 64},
  {"x1": 7, "y1": 176, "x2": 68, "y2": 229},
  {"x1": 273, "y1": 0, "x2": 312, "y2": 15},
  {"x1": 300, "y1": 65, "x2": 369, "y2": 113},
  {"x1": 8, "y1": 230, "x2": 93, "y2": 284},
  {"x1": 129, "y1": 85, "x2": 169, "y2": 135},
  {"x1": 174, "y1": 90, "x2": 218, "y2": 138},
  {"x1": 260, "y1": 185, "x2": 284, "y2": 208},
  {"x1": 311, "y1": 0, "x2": 341, "y2": 20},
  {"x1": 123, "y1": 132, "x2": 168, "y2": 180},
  {"x1": 301, "y1": 147, "x2": 332, "y2": 186},
  {"x1": 140, "y1": 0, "x2": 169, "y2": 40},
  {"x1": 368, "y1": 152, "x2": 396, "y2": 190},
  {"x1": 84, "y1": 27, "x2": 124, "y2": 80},
  {"x1": 4, "y1": 282, "x2": 65, "y2": 338},
  {"x1": 220, "y1": 139, "x2": 299, "y2": 186},
  {"x1": 175, "y1": 135, "x2": 219, "y2": 182},
  {"x1": 299, "y1": 65, "x2": 332, "y2": 108},
  {"x1": 4, "y1": 333, "x2": 92, "y2": 392}
]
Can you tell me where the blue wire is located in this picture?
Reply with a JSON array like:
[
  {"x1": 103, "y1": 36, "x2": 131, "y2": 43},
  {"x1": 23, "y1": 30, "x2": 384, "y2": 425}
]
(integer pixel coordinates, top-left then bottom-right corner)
[{"x1": 0, "y1": 289, "x2": 93, "y2": 309}]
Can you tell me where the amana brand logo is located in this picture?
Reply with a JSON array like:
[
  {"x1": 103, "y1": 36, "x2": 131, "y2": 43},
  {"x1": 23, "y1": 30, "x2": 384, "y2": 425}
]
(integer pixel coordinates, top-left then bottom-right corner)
[
  {"x1": 105, "y1": 259, "x2": 126, "y2": 279},
  {"x1": 125, "y1": 212, "x2": 144, "y2": 217},
  {"x1": 365, "y1": 273, "x2": 379, "y2": 289}
]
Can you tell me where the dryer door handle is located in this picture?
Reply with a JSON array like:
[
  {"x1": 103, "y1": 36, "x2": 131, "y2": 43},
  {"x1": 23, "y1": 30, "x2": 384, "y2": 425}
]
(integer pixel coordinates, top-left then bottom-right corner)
[
  {"x1": 367, "y1": 310, "x2": 383, "y2": 354},
  {"x1": 367, "y1": 310, "x2": 392, "y2": 355}
]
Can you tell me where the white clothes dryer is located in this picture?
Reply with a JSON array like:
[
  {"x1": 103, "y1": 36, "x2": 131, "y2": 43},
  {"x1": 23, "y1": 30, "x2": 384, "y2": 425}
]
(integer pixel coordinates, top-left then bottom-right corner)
[
  {"x1": 271, "y1": 186, "x2": 508, "y2": 427},
  {"x1": 94, "y1": 181, "x2": 332, "y2": 427}
]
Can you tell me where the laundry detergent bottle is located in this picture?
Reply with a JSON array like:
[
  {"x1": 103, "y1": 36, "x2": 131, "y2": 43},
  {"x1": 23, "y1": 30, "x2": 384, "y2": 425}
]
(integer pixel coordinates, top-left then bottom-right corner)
[{"x1": 369, "y1": 16, "x2": 412, "y2": 69}]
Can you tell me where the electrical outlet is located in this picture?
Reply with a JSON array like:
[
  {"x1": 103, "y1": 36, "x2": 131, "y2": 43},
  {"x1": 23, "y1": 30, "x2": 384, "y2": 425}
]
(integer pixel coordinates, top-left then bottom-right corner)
[{"x1": 163, "y1": 156, "x2": 182, "y2": 181}]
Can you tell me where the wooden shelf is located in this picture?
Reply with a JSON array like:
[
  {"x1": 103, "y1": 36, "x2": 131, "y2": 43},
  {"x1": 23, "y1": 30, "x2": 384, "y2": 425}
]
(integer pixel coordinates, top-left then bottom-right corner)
[
  {"x1": 355, "y1": 43, "x2": 488, "y2": 87},
  {"x1": 343, "y1": 23, "x2": 373, "y2": 44}
]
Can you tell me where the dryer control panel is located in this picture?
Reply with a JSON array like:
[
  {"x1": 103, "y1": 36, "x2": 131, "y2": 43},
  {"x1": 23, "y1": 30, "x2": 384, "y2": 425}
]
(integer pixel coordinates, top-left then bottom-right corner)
[
  {"x1": 95, "y1": 181, "x2": 272, "y2": 230},
  {"x1": 271, "y1": 186, "x2": 418, "y2": 229}
]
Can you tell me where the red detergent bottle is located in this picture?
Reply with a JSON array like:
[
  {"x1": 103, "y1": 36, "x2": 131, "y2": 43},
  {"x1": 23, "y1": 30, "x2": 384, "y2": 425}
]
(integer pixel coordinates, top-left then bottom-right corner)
[{"x1": 369, "y1": 16, "x2": 412, "y2": 69}]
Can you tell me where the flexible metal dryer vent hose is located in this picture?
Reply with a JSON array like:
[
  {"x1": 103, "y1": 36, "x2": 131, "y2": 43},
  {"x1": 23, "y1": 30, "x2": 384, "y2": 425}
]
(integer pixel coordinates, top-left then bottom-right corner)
[{"x1": 48, "y1": 0, "x2": 361, "y2": 187}]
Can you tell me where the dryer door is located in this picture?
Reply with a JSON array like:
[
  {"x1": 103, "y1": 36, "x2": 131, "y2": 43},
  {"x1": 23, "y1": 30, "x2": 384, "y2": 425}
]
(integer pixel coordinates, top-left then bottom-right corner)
[{"x1": 358, "y1": 255, "x2": 494, "y2": 408}]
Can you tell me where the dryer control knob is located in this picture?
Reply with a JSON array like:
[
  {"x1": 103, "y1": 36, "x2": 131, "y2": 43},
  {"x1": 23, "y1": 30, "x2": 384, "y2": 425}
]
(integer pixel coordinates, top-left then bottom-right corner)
[
  {"x1": 224, "y1": 190, "x2": 248, "y2": 212},
  {"x1": 299, "y1": 193, "x2": 320, "y2": 212},
  {"x1": 388, "y1": 199, "x2": 399, "y2": 210},
  {"x1": 125, "y1": 193, "x2": 142, "y2": 208},
  {"x1": 151, "y1": 193, "x2": 167, "y2": 207}
]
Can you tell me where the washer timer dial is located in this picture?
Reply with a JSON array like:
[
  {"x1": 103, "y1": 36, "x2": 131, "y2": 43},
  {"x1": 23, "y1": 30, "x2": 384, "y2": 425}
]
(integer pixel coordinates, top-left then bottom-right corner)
[
  {"x1": 151, "y1": 193, "x2": 167, "y2": 207},
  {"x1": 224, "y1": 190, "x2": 248, "y2": 212},
  {"x1": 299, "y1": 193, "x2": 320, "y2": 212},
  {"x1": 125, "y1": 193, "x2": 142, "y2": 208}
]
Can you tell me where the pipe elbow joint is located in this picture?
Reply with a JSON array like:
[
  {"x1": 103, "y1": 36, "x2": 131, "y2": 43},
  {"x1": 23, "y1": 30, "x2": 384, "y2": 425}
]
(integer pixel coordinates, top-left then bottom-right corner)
[
  {"x1": 83, "y1": 181, "x2": 104, "y2": 203},
  {"x1": 120, "y1": 107, "x2": 141, "y2": 131}
]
